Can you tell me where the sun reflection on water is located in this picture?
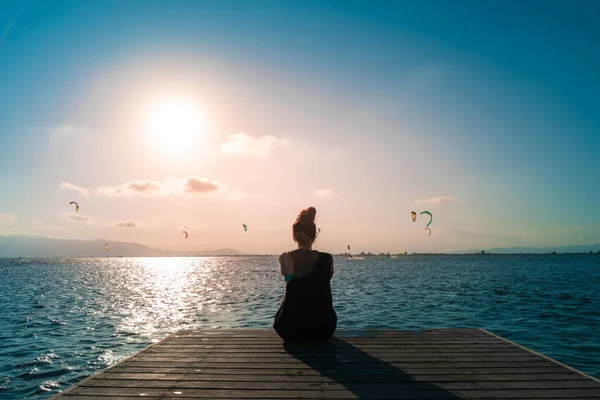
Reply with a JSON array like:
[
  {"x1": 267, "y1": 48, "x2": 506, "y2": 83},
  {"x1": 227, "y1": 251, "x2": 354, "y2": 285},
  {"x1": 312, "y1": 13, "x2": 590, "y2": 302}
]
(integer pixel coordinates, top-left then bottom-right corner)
[{"x1": 116, "y1": 257, "x2": 221, "y2": 338}]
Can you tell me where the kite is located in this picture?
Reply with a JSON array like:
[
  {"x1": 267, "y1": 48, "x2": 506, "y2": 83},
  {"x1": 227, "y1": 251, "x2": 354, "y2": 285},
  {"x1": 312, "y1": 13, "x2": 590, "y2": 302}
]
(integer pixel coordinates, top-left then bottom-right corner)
[
  {"x1": 182, "y1": 231, "x2": 188, "y2": 239},
  {"x1": 424, "y1": 228, "x2": 432, "y2": 236},
  {"x1": 318, "y1": 228, "x2": 321, "y2": 233},
  {"x1": 347, "y1": 245, "x2": 351, "y2": 250},
  {"x1": 411, "y1": 211, "x2": 417, "y2": 222},
  {"x1": 105, "y1": 243, "x2": 109, "y2": 252},
  {"x1": 70, "y1": 201, "x2": 79, "y2": 212},
  {"x1": 420, "y1": 211, "x2": 433, "y2": 227},
  {"x1": 242, "y1": 224, "x2": 247, "y2": 232}
]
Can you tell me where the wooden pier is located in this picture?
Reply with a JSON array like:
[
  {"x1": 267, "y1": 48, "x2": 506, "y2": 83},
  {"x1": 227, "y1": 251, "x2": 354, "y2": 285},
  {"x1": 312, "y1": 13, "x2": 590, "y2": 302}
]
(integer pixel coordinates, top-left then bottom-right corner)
[{"x1": 52, "y1": 328, "x2": 600, "y2": 399}]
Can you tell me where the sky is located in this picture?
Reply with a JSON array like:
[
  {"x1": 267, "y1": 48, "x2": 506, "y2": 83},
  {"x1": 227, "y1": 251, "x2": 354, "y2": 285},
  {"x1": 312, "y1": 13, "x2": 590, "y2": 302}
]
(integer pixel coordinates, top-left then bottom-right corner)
[{"x1": 1, "y1": 0, "x2": 599, "y2": 254}]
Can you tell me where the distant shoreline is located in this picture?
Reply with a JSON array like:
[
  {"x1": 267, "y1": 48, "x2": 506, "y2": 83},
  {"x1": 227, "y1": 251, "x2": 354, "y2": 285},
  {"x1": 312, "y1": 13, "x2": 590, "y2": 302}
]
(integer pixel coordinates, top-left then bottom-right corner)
[{"x1": 2, "y1": 252, "x2": 599, "y2": 260}]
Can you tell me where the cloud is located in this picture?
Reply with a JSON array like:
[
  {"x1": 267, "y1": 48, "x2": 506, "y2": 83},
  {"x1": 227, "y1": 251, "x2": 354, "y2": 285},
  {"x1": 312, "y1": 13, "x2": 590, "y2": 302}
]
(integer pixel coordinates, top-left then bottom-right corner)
[
  {"x1": 69, "y1": 214, "x2": 90, "y2": 222},
  {"x1": 59, "y1": 182, "x2": 90, "y2": 196},
  {"x1": 221, "y1": 132, "x2": 290, "y2": 158},
  {"x1": 97, "y1": 176, "x2": 237, "y2": 199},
  {"x1": 183, "y1": 177, "x2": 219, "y2": 193},
  {"x1": 0, "y1": 213, "x2": 17, "y2": 223},
  {"x1": 60, "y1": 212, "x2": 95, "y2": 223},
  {"x1": 128, "y1": 181, "x2": 163, "y2": 193},
  {"x1": 415, "y1": 196, "x2": 455, "y2": 205},
  {"x1": 0, "y1": 213, "x2": 16, "y2": 230},
  {"x1": 0, "y1": 7, "x2": 21, "y2": 49},
  {"x1": 116, "y1": 221, "x2": 138, "y2": 228},
  {"x1": 97, "y1": 180, "x2": 169, "y2": 197},
  {"x1": 47, "y1": 125, "x2": 82, "y2": 138},
  {"x1": 315, "y1": 188, "x2": 335, "y2": 197}
]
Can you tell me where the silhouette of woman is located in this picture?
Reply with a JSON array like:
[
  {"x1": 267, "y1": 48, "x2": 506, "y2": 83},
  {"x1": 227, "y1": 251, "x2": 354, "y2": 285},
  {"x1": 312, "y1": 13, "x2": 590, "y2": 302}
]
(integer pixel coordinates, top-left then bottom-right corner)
[{"x1": 273, "y1": 207, "x2": 337, "y2": 341}]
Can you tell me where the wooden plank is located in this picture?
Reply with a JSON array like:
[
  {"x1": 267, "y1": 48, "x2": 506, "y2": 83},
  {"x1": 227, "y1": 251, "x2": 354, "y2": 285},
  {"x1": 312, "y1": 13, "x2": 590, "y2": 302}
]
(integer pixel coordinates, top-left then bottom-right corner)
[
  {"x1": 154, "y1": 340, "x2": 511, "y2": 347},
  {"x1": 139, "y1": 349, "x2": 535, "y2": 361},
  {"x1": 99, "y1": 371, "x2": 589, "y2": 383},
  {"x1": 148, "y1": 343, "x2": 519, "y2": 351},
  {"x1": 59, "y1": 386, "x2": 600, "y2": 399},
  {"x1": 106, "y1": 365, "x2": 576, "y2": 376},
  {"x1": 57, "y1": 397, "x2": 600, "y2": 400},
  {"x1": 52, "y1": 394, "x2": 593, "y2": 400},
  {"x1": 129, "y1": 355, "x2": 545, "y2": 363},
  {"x1": 160, "y1": 341, "x2": 504, "y2": 347},
  {"x1": 118, "y1": 360, "x2": 559, "y2": 369},
  {"x1": 173, "y1": 328, "x2": 482, "y2": 335},
  {"x1": 81, "y1": 378, "x2": 600, "y2": 390},
  {"x1": 167, "y1": 336, "x2": 494, "y2": 342}
]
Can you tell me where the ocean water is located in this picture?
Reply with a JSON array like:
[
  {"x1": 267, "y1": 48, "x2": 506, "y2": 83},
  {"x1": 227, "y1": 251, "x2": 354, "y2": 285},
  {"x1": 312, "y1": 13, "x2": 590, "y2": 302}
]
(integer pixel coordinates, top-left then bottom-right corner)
[{"x1": 1, "y1": 255, "x2": 599, "y2": 399}]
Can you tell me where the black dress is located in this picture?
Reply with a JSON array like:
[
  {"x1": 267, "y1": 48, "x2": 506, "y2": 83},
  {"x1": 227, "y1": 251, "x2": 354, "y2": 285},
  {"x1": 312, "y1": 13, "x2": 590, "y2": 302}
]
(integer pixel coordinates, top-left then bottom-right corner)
[{"x1": 273, "y1": 251, "x2": 337, "y2": 341}]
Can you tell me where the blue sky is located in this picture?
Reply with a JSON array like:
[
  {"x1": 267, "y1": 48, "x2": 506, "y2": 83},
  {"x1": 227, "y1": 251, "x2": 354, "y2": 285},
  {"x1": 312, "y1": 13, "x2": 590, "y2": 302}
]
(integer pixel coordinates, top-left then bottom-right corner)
[{"x1": 1, "y1": 0, "x2": 599, "y2": 253}]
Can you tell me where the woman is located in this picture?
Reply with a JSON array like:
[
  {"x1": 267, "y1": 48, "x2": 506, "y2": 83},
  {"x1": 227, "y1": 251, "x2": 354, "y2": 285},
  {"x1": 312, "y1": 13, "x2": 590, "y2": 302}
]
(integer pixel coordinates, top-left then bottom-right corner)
[{"x1": 273, "y1": 207, "x2": 337, "y2": 341}]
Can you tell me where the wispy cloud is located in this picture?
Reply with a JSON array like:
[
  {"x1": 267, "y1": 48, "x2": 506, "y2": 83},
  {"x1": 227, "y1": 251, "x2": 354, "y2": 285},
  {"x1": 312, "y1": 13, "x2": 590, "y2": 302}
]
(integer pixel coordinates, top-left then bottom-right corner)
[
  {"x1": 97, "y1": 176, "x2": 241, "y2": 199},
  {"x1": 0, "y1": 214, "x2": 16, "y2": 230},
  {"x1": 59, "y1": 182, "x2": 90, "y2": 197},
  {"x1": 0, "y1": 6, "x2": 22, "y2": 49},
  {"x1": 315, "y1": 188, "x2": 335, "y2": 197},
  {"x1": 221, "y1": 132, "x2": 290, "y2": 158},
  {"x1": 97, "y1": 179, "x2": 169, "y2": 197},
  {"x1": 0, "y1": 213, "x2": 17, "y2": 223},
  {"x1": 183, "y1": 177, "x2": 219, "y2": 193},
  {"x1": 415, "y1": 196, "x2": 455, "y2": 205},
  {"x1": 47, "y1": 125, "x2": 84, "y2": 138},
  {"x1": 60, "y1": 212, "x2": 96, "y2": 223},
  {"x1": 116, "y1": 221, "x2": 138, "y2": 228},
  {"x1": 0, "y1": 214, "x2": 15, "y2": 229}
]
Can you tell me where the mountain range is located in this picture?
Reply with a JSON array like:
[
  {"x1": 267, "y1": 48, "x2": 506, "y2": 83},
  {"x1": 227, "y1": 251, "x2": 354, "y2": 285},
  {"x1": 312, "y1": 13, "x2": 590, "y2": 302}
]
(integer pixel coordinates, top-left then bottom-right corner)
[
  {"x1": 0, "y1": 235, "x2": 245, "y2": 258},
  {"x1": 1, "y1": 235, "x2": 599, "y2": 258}
]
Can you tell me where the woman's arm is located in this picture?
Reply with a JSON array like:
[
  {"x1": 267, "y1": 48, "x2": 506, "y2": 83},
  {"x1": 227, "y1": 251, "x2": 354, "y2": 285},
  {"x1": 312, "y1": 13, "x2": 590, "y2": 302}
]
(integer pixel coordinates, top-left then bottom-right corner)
[
  {"x1": 279, "y1": 252, "x2": 294, "y2": 277},
  {"x1": 329, "y1": 255, "x2": 334, "y2": 279}
]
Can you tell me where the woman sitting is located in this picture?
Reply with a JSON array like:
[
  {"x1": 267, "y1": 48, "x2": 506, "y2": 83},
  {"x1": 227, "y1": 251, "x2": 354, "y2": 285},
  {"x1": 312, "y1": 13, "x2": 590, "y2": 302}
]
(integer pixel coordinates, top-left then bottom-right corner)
[{"x1": 273, "y1": 207, "x2": 337, "y2": 341}]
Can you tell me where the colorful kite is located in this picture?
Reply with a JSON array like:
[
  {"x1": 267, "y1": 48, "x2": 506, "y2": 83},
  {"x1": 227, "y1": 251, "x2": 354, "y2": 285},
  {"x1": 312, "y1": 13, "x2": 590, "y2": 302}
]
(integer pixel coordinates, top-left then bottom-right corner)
[{"x1": 420, "y1": 211, "x2": 433, "y2": 227}]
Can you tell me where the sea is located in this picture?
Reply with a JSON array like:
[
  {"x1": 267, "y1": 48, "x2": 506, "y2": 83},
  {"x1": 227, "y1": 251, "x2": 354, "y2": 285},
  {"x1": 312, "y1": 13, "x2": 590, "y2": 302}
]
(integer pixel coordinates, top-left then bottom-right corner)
[{"x1": 1, "y1": 255, "x2": 599, "y2": 399}]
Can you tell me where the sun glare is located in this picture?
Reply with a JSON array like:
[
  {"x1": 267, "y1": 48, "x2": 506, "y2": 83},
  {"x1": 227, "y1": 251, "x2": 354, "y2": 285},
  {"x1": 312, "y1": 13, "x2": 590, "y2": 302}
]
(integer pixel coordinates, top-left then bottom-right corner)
[{"x1": 145, "y1": 99, "x2": 204, "y2": 155}]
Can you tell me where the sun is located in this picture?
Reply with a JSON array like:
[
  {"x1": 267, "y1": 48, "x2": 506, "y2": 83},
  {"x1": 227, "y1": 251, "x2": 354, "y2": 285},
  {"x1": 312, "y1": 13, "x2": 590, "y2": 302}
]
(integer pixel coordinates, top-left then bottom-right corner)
[{"x1": 145, "y1": 98, "x2": 204, "y2": 155}]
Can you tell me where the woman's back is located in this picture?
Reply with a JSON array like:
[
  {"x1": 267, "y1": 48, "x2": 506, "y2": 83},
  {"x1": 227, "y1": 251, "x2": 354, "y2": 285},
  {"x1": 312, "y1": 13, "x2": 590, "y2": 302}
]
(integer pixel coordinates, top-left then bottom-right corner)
[
  {"x1": 274, "y1": 249, "x2": 337, "y2": 341},
  {"x1": 281, "y1": 250, "x2": 333, "y2": 316}
]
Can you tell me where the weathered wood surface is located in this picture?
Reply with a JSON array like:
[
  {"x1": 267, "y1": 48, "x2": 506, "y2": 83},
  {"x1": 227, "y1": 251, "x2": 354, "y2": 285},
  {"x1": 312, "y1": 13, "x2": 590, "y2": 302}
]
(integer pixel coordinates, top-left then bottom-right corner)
[{"x1": 52, "y1": 328, "x2": 600, "y2": 399}]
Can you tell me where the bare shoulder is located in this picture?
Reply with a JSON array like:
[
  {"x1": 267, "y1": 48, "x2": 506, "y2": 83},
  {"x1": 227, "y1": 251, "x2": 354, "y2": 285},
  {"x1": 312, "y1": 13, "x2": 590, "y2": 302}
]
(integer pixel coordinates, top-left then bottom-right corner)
[{"x1": 280, "y1": 251, "x2": 294, "y2": 265}]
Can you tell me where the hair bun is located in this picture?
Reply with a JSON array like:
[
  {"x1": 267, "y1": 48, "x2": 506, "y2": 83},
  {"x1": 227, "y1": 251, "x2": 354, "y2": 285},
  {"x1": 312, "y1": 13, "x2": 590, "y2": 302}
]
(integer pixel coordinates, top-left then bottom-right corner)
[
  {"x1": 293, "y1": 207, "x2": 317, "y2": 246},
  {"x1": 300, "y1": 207, "x2": 317, "y2": 223}
]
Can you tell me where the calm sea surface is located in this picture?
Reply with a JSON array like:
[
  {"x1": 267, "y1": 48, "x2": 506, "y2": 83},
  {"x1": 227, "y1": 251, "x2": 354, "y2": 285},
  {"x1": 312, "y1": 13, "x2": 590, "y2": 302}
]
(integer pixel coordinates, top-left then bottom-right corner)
[{"x1": 1, "y1": 255, "x2": 599, "y2": 399}]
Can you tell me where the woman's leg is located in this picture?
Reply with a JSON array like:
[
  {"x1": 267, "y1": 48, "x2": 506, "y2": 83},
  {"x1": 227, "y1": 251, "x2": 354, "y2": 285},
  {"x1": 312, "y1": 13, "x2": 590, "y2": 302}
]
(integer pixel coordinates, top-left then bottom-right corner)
[{"x1": 273, "y1": 309, "x2": 297, "y2": 341}]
